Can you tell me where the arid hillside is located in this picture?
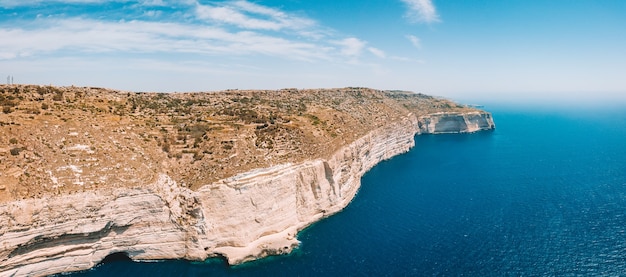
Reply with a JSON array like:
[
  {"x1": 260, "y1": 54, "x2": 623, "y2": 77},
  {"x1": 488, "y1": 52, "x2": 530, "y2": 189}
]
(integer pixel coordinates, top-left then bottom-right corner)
[{"x1": 0, "y1": 85, "x2": 474, "y2": 202}]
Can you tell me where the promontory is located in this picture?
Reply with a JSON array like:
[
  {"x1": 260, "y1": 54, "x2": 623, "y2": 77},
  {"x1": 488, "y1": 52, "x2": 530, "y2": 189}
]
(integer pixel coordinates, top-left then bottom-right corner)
[{"x1": 0, "y1": 85, "x2": 494, "y2": 276}]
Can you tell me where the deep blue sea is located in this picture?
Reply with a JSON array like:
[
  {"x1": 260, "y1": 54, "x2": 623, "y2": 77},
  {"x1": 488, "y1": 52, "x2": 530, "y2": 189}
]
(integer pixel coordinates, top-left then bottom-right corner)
[{"x1": 67, "y1": 105, "x2": 626, "y2": 276}]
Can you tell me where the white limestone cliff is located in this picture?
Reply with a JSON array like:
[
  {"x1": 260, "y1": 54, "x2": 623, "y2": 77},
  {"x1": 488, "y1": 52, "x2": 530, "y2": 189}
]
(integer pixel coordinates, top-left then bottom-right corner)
[
  {"x1": 418, "y1": 111, "x2": 495, "y2": 134},
  {"x1": 0, "y1": 111, "x2": 494, "y2": 276}
]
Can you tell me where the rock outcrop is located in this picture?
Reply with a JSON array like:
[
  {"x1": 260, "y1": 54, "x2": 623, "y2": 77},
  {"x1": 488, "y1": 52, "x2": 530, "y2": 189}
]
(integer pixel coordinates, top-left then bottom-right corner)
[
  {"x1": 0, "y1": 87, "x2": 494, "y2": 276},
  {"x1": 418, "y1": 111, "x2": 495, "y2": 134}
]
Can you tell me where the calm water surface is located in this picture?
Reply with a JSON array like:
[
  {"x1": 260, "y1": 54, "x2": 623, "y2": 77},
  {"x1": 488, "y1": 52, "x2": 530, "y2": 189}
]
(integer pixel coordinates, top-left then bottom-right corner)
[{"x1": 67, "y1": 105, "x2": 626, "y2": 276}]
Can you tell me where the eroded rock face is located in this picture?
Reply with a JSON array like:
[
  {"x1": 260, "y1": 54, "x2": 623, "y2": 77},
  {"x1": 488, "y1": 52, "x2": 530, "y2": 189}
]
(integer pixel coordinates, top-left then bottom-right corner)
[
  {"x1": 0, "y1": 94, "x2": 494, "y2": 276},
  {"x1": 0, "y1": 176, "x2": 199, "y2": 276},
  {"x1": 418, "y1": 111, "x2": 495, "y2": 134},
  {"x1": 200, "y1": 115, "x2": 421, "y2": 264}
]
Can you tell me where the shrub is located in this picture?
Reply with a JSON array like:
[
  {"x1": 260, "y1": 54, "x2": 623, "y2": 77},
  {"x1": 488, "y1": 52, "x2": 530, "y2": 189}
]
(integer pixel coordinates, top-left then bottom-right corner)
[
  {"x1": 162, "y1": 143, "x2": 170, "y2": 153},
  {"x1": 37, "y1": 86, "x2": 47, "y2": 95},
  {"x1": 9, "y1": 138, "x2": 18, "y2": 144},
  {"x1": 10, "y1": 147, "x2": 21, "y2": 156},
  {"x1": 52, "y1": 91, "x2": 64, "y2": 101}
]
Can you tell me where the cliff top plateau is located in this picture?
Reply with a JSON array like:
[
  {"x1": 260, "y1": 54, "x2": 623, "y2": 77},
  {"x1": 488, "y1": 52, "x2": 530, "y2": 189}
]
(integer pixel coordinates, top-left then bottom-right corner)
[{"x1": 0, "y1": 85, "x2": 477, "y2": 203}]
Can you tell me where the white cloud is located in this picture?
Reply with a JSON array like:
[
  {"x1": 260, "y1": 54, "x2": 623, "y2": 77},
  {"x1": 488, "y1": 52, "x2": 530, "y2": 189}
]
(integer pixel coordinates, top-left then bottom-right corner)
[
  {"x1": 368, "y1": 47, "x2": 386, "y2": 58},
  {"x1": 232, "y1": 1, "x2": 287, "y2": 19},
  {"x1": 195, "y1": 1, "x2": 315, "y2": 32},
  {"x1": 0, "y1": 52, "x2": 17, "y2": 59},
  {"x1": 1, "y1": 0, "x2": 115, "y2": 6},
  {"x1": 137, "y1": 0, "x2": 196, "y2": 6},
  {"x1": 335, "y1": 37, "x2": 366, "y2": 56},
  {"x1": 400, "y1": 0, "x2": 440, "y2": 23},
  {"x1": 406, "y1": 35, "x2": 421, "y2": 48},
  {"x1": 142, "y1": 10, "x2": 162, "y2": 17},
  {"x1": 0, "y1": 1, "x2": 386, "y2": 67},
  {"x1": 0, "y1": 18, "x2": 332, "y2": 61},
  {"x1": 196, "y1": 5, "x2": 282, "y2": 30},
  {"x1": 0, "y1": 0, "x2": 196, "y2": 8},
  {"x1": 139, "y1": 0, "x2": 165, "y2": 5},
  {"x1": 0, "y1": 0, "x2": 336, "y2": 61},
  {"x1": 391, "y1": 56, "x2": 425, "y2": 64}
]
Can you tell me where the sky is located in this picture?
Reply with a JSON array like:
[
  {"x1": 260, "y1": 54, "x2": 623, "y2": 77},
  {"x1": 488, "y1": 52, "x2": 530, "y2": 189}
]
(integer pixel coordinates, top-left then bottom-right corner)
[{"x1": 1, "y1": 0, "x2": 625, "y2": 103}]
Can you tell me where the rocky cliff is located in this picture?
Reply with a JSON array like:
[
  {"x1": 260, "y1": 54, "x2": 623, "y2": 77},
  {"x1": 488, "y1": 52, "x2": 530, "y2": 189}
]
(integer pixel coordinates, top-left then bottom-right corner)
[
  {"x1": 418, "y1": 111, "x2": 495, "y2": 134},
  {"x1": 0, "y1": 86, "x2": 494, "y2": 276}
]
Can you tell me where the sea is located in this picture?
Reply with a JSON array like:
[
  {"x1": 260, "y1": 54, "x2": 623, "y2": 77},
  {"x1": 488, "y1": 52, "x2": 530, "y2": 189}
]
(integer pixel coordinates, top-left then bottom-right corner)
[{"x1": 66, "y1": 103, "x2": 626, "y2": 276}]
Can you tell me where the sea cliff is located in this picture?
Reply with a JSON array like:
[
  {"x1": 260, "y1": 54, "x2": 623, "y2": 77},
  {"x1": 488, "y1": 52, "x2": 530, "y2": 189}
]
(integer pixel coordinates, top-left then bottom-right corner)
[
  {"x1": 0, "y1": 86, "x2": 494, "y2": 276},
  {"x1": 418, "y1": 111, "x2": 495, "y2": 134}
]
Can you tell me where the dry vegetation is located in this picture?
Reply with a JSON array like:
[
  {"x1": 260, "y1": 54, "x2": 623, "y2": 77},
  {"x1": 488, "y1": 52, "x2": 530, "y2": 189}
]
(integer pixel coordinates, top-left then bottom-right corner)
[{"x1": 0, "y1": 85, "x2": 474, "y2": 202}]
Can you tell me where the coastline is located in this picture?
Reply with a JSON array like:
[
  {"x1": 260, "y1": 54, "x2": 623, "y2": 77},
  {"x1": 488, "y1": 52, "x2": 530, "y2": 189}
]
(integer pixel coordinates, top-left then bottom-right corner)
[{"x1": 0, "y1": 111, "x2": 494, "y2": 276}]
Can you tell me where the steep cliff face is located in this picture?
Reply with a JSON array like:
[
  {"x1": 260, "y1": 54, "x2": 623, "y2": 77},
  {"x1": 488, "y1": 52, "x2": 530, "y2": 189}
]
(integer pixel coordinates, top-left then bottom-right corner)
[
  {"x1": 418, "y1": 111, "x2": 495, "y2": 134},
  {"x1": 199, "y1": 115, "x2": 420, "y2": 264},
  {"x1": 0, "y1": 111, "x2": 493, "y2": 276},
  {"x1": 0, "y1": 177, "x2": 203, "y2": 276}
]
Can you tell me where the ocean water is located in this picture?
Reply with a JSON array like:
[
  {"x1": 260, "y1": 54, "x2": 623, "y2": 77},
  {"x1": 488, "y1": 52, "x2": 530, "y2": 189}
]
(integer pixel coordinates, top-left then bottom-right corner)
[{"x1": 66, "y1": 105, "x2": 626, "y2": 276}]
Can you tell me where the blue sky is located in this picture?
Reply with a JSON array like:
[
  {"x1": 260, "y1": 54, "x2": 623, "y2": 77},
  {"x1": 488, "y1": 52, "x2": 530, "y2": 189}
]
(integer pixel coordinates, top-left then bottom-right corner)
[{"x1": 1, "y1": 0, "x2": 625, "y2": 103}]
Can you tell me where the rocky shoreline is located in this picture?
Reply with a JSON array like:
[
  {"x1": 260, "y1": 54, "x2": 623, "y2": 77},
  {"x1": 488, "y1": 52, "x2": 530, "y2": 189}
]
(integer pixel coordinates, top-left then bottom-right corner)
[{"x1": 0, "y1": 109, "x2": 493, "y2": 276}]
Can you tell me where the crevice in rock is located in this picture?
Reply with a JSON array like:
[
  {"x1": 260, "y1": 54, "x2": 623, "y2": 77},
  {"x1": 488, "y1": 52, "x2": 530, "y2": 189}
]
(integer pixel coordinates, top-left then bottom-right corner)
[{"x1": 322, "y1": 161, "x2": 335, "y2": 186}]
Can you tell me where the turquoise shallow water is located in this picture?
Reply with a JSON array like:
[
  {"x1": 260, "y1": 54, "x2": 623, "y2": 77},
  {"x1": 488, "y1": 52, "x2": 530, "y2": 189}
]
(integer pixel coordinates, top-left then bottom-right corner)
[{"x1": 66, "y1": 105, "x2": 626, "y2": 276}]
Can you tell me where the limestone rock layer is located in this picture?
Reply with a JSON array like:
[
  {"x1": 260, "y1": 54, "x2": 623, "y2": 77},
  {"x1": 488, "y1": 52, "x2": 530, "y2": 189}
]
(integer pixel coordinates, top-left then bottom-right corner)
[{"x1": 418, "y1": 111, "x2": 495, "y2": 134}]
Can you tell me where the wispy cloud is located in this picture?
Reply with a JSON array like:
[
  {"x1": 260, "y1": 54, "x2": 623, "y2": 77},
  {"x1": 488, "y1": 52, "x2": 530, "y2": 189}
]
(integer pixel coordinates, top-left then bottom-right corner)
[
  {"x1": 406, "y1": 35, "x2": 421, "y2": 48},
  {"x1": 195, "y1": 1, "x2": 315, "y2": 32},
  {"x1": 1, "y1": 0, "x2": 113, "y2": 7},
  {"x1": 335, "y1": 37, "x2": 366, "y2": 56},
  {"x1": 0, "y1": 0, "x2": 190, "y2": 6},
  {"x1": 368, "y1": 47, "x2": 386, "y2": 58},
  {"x1": 0, "y1": 18, "x2": 331, "y2": 61},
  {"x1": 0, "y1": 0, "x2": 375, "y2": 62},
  {"x1": 400, "y1": 0, "x2": 440, "y2": 23}
]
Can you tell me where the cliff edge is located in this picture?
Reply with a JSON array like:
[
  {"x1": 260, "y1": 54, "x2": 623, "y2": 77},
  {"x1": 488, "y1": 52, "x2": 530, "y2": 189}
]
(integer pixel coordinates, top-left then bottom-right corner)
[{"x1": 0, "y1": 86, "x2": 494, "y2": 276}]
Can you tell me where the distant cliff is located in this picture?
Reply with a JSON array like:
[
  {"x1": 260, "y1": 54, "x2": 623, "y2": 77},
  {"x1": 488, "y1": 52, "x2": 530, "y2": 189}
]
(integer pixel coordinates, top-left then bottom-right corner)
[
  {"x1": 418, "y1": 111, "x2": 495, "y2": 134},
  {"x1": 0, "y1": 86, "x2": 494, "y2": 276}
]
